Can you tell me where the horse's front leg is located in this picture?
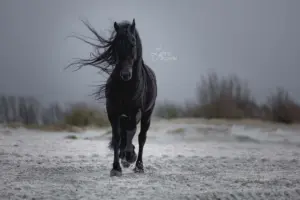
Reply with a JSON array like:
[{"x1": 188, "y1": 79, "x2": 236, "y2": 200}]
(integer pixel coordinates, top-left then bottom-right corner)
[
  {"x1": 120, "y1": 116, "x2": 137, "y2": 168},
  {"x1": 124, "y1": 124, "x2": 137, "y2": 164},
  {"x1": 109, "y1": 116, "x2": 122, "y2": 177},
  {"x1": 134, "y1": 109, "x2": 153, "y2": 173}
]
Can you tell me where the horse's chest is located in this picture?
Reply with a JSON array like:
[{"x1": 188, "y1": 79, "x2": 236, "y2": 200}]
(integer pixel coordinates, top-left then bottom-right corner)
[
  {"x1": 121, "y1": 109, "x2": 141, "y2": 124},
  {"x1": 115, "y1": 87, "x2": 143, "y2": 108},
  {"x1": 119, "y1": 99, "x2": 141, "y2": 115},
  {"x1": 120, "y1": 97, "x2": 141, "y2": 106},
  {"x1": 107, "y1": 78, "x2": 145, "y2": 114},
  {"x1": 117, "y1": 97, "x2": 142, "y2": 123}
]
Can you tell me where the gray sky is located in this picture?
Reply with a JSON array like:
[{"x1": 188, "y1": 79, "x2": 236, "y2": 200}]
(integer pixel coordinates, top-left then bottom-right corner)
[{"x1": 0, "y1": 0, "x2": 299, "y2": 106}]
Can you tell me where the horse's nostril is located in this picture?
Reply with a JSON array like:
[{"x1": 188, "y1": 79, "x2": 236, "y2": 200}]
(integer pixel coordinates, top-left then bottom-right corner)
[{"x1": 120, "y1": 71, "x2": 131, "y2": 80}]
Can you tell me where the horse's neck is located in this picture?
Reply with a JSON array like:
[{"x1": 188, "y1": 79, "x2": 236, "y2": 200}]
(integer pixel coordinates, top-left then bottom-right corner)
[
  {"x1": 134, "y1": 59, "x2": 144, "y2": 80},
  {"x1": 131, "y1": 59, "x2": 145, "y2": 102}
]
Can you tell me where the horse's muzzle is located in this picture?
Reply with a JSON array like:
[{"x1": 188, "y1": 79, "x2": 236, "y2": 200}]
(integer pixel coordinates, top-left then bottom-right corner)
[{"x1": 120, "y1": 70, "x2": 132, "y2": 81}]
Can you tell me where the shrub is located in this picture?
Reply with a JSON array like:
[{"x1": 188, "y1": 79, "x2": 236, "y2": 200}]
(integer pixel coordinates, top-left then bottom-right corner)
[
  {"x1": 154, "y1": 72, "x2": 300, "y2": 125},
  {"x1": 195, "y1": 72, "x2": 257, "y2": 119},
  {"x1": 155, "y1": 101, "x2": 183, "y2": 119},
  {"x1": 265, "y1": 87, "x2": 300, "y2": 124},
  {"x1": 64, "y1": 104, "x2": 109, "y2": 127}
]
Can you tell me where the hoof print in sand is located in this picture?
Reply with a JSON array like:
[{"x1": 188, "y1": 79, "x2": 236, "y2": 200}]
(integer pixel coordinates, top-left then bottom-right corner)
[
  {"x1": 121, "y1": 159, "x2": 131, "y2": 168},
  {"x1": 110, "y1": 169, "x2": 122, "y2": 177},
  {"x1": 134, "y1": 167, "x2": 144, "y2": 173}
]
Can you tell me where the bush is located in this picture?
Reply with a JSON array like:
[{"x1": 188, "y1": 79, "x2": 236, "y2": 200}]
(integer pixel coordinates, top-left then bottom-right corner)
[
  {"x1": 155, "y1": 101, "x2": 183, "y2": 119},
  {"x1": 154, "y1": 72, "x2": 300, "y2": 125},
  {"x1": 195, "y1": 72, "x2": 257, "y2": 119},
  {"x1": 181, "y1": 101, "x2": 203, "y2": 118},
  {"x1": 64, "y1": 104, "x2": 109, "y2": 127},
  {"x1": 265, "y1": 88, "x2": 300, "y2": 124}
]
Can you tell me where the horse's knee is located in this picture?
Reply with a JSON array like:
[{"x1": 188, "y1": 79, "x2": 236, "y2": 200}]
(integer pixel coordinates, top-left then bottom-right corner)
[{"x1": 125, "y1": 128, "x2": 136, "y2": 151}]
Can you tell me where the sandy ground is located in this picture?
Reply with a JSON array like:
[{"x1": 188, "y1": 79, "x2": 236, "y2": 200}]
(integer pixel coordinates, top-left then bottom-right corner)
[{"x1": 1, "y1": 119, "x2": 300, "y2": 200}]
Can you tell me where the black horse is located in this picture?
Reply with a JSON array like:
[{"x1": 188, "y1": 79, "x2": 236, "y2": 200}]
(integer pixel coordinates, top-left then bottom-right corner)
[{"x1": 67, "y1": 19, "x2": 157, "y2": 177}]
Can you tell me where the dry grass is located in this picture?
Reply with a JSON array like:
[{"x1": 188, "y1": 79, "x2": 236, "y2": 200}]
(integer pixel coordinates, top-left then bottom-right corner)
[
  {"x1": 64, "y1": 105, "x2": 109, "y2": 127},
  {"x1": 155, "y1": 101, "x2": 184, "y2": 119},
  {"x1": 1, "y1": 102, "x2": 110, "y2": 132},
  {"x1": 5, "y1": 122, "x2": 84, "y2": 133},
  {"x1": 65, "y1": 135, "x2": 79, "y2": 139},
  {"x1": 165, "y1": 118, "x2": 300, "y2": 131},
  {"x1": 167, "y1": 128, "x2": 186, "y2": 134}
]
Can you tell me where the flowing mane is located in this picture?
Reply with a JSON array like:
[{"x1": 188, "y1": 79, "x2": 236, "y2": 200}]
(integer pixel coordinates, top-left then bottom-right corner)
[
  {"x1": 66, "y1": 20, "x2": 143, "y2": 76},
  {"x1": 66, "y1": 20, "x2": 144, "y2": 101}
]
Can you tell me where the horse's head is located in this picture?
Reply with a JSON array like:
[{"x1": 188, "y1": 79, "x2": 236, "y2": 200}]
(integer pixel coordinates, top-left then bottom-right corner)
[{"x1": 113, "y1": 19, "x2": 137, "y2": 81}]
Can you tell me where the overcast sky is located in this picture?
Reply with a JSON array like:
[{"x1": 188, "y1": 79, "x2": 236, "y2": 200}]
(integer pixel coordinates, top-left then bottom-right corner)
[{"x1": 0, "y1": 0, "x2": 299, "y2": 106}]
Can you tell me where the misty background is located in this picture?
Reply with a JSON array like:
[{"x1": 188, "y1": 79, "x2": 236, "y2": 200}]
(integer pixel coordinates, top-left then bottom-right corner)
[{"x1": 0, "y1": 0, "x2": 299, "y2": 107}]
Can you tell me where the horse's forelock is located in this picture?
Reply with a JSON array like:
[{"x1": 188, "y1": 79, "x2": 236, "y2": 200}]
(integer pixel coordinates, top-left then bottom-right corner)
[{"x1": 111, "y1": 21, "x2": 142, "y2": 62}]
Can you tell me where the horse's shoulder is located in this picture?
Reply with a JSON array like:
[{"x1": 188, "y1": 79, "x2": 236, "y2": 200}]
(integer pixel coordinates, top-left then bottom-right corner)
[{"x1": 143, "y1": 62, "x2": 156, "y2": 81}]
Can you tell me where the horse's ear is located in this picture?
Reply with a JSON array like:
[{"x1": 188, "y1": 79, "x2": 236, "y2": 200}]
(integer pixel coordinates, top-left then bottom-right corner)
[
  {"x1": 130, "y1": 18, "x2": 135, "y2": 33},
  {"x1": 114, "y1": 22, "x2": 119, "y2": 32}
]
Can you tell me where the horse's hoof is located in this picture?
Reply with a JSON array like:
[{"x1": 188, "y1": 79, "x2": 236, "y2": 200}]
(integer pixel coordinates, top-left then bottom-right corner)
[
  {"x1": 134, "y1": 161, "x2": 144, "y2": 173},
  {"x1": 133, "y1": 166, "x2": 144, "y2": 173},
  {"x1": 125, "y1": 151, "x2": 137, "y2": 164},
  {"x1": 110, "y1": 169, "x2": 122, "y2": 177},
  {"x1": 121, "y1": 159, "x2": 131, "y2": 168}
]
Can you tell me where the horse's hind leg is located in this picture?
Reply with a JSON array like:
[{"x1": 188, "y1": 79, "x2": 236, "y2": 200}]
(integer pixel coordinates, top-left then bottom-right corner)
[{"x1": 134, "y1": 109, "x2": 153, "y2": 173}]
